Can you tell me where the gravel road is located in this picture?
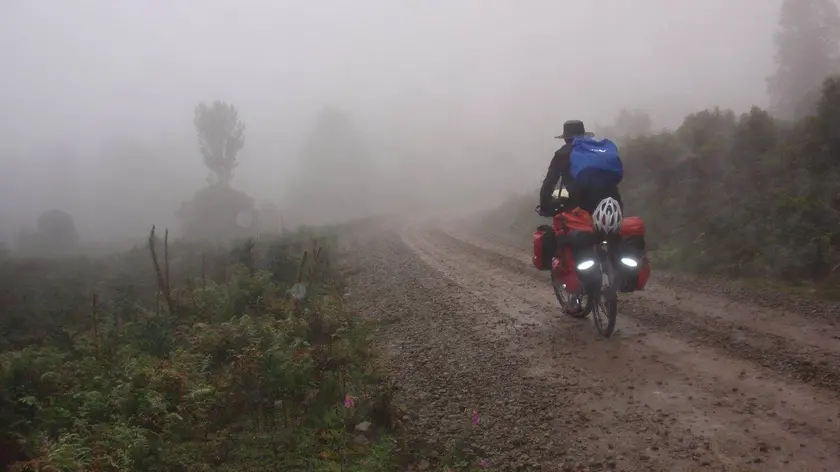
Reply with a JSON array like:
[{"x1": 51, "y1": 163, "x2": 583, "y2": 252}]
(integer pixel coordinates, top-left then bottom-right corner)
[{"x1": 341, "y1": 216, "x2": 840, "y2": 472}]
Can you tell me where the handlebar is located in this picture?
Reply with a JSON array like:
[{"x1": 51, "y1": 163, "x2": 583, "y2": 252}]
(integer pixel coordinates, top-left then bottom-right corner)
[{"x1": 534, "y1": 197, "x2": 571, "y2": 217}]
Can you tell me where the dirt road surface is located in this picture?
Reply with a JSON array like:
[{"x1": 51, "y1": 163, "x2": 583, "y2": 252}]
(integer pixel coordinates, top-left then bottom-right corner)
[{"x1": 342, "y1": 217, "x2": 840, "y2": 472}]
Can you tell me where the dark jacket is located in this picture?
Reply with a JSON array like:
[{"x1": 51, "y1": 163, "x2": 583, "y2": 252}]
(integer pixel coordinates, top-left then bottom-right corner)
[
  {"x1": 539, "y1": 144, "x2": 622, "y2": 214},
  {"x1": 539, "y1": 144, "x2": 572, "y2": 210}
]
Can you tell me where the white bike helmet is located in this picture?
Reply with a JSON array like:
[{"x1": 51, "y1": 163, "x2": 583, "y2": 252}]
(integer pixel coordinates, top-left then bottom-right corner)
[{"x1": 592, "y1": 197, "x2": 623, "y2": 234}]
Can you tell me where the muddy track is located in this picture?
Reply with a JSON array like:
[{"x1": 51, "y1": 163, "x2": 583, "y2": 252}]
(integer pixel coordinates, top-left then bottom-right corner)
[
  {"x1": 343, "y1": 218, "x2": 840, "y2": 472},
  {"x1": 430, "y1": 228, "x2": 840, "y2": 392}
]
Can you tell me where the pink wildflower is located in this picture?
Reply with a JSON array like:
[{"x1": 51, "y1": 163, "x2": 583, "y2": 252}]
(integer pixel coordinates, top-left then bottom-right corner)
[
  {"x1": 344, "y1": 394, "x2": 355, "y2": 408},
  {"x1": 472, "y1": 409, "x2": 479, "y2": 425},
  {"x1": 479, "y1": 458, "x2": 489, "y2": 468}
]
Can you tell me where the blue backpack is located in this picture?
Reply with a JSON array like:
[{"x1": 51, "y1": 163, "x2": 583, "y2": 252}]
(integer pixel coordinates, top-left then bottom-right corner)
[{"x1": 569, "y1": 136, "x2": 624, "y2": 187}]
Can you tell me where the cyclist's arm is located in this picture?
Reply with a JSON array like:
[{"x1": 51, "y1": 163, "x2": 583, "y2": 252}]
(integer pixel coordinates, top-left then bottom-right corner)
[{"x1": 539, "y1": 146, "x2": 570, "y2": 210}]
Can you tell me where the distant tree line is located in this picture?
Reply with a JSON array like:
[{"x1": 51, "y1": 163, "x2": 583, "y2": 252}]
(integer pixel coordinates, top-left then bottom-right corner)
[
  {"x1": 612, "y1": 0, "x2": 840, "y2": 288},
  {"x1": 493, "y1": 0, "x2": 840, "y2": 293}
]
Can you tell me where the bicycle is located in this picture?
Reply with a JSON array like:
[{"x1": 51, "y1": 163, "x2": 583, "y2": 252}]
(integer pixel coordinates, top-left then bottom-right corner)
[{"x1": 535, "y1": 197, "x2": 624, "y2": 337}]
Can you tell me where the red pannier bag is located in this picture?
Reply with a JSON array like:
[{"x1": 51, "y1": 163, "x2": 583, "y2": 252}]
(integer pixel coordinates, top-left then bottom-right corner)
[
  {"x1": 551, "y1": 208, "x2": 594, "y2": 293},
  {"x1": 618, "y1": 216, "x2": 651, "y2": 291},
  {"x1": 553, "y1": 207, "x2": 594, "y2": 234},
  {"x1": 619, "y1": 216, "x2": 645, "y2": 237},
  {"x1": 532, "y1": 225, "x2": 556, "y2": 270}
]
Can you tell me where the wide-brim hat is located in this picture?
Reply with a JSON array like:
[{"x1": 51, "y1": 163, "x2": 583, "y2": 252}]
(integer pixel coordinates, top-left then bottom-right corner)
[{"x1": 555, "y1": 119, "x2": 594, "y2": 139}]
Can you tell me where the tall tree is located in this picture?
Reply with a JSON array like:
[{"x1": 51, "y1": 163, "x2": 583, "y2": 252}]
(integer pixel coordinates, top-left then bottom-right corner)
[
  {"x1": 594, "y1": 109, "x2": 653, "y2": 143},
  {"x1": 299, "y1": 106, "x2": 368, "y2": 175},
  {"x1": 287, "y1": 106, "x2": 376, "y2": 224},
  {"x1": 768, "y1": 0, "x2": 840, "y2": 121},
  {"x1": 193, "y1": 101, "x2": 245, "y2": 186},
  {"x1": 614, "y1": 109, "x2": 652, "y2": 138}
]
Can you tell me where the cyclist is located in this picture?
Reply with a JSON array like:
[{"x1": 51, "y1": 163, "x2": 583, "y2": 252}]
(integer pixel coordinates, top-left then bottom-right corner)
[{"x1": 538, "y1": 120, "x2": 625, "y2": 314}]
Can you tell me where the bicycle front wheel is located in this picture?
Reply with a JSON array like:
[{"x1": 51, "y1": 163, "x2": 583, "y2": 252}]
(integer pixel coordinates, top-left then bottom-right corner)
[
  {"x1": 592, "y1": 259, "x2": 618, "y2": 337},
  {"x1": 591, "y1": 289, "x2": 617, "y2": 337}
]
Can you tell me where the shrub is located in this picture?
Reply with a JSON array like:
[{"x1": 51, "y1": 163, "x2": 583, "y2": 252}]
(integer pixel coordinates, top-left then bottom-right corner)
[
  {"x1": 0, "y1": 229, "x2": 399, "y2": 471},
  {"x1": 488, "y1": 75, "x2": 840, "y2": 290}
]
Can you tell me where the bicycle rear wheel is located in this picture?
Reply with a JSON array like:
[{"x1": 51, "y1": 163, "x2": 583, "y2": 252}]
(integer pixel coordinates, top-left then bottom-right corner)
[{"x1": 550, "y1": 270, "x2": 590, "y2": 319}]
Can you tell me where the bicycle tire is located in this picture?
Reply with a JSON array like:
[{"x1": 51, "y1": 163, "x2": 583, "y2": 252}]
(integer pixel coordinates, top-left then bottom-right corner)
[
  {"x1": 550, "y1": 270, "x2": 589, "y2": 319},
  {"x1": 591, "y1": 290, "x2": 617, "y2": 337},
  {"x1": 592, "y1": 253, "x2": 618, "y2": 337}
]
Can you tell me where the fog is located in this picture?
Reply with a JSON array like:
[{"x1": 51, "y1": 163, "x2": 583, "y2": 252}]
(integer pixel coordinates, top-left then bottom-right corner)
[{"x1": 0, "y1": 0, "x2": 781, "y2": 246}]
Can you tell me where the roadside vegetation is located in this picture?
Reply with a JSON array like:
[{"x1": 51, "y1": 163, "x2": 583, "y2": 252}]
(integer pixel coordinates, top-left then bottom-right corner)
[
  {"x1": 1, "y1": 227, "x2": 397, "y2": 471},
  {"x1": 486, "y1": 0, "x2": 840, "y2": 297},
  {"x1": 1, "y1": 97, "x2": 487, "y2": 471},
  {"x1": 1, "y1": 226, "x2": 490, "y2": 471}
]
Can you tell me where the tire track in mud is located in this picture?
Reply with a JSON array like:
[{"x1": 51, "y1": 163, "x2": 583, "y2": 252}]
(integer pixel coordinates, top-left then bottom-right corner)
[
  {"x1": 395, "y1": 222, "x2": 840, "y2": 471},
  {"x1": 346, "y1": 229, "x2": 602, "y2": 471},
  {"x1": 359, "y1": 226, "x2": 727, "y2": 471},
  {"x1": 429, "y1": 227, "x2": 840, "y2": 394},
  {"x1": 458, "y1": 221, "x2": 840, "y2": 338},
  {"x1": 345, "y1": 219, "x2": 840, "y2": 471}
]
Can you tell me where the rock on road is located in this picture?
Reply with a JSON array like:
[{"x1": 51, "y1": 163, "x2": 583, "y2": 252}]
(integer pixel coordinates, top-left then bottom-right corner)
[{"x1": 341, "y1": 216, "x2": 840, "y2": 472}]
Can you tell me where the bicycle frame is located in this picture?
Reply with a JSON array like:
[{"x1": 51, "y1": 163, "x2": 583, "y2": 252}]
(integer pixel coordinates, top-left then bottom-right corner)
[{"x1": 568, "y1": 236, "x2": 620, "y2": 337}]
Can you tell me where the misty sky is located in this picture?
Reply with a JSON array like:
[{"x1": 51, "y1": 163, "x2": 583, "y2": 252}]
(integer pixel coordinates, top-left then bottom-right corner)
[{"x1": 0, "y1": 0, "x2": 781, "y2": 239}]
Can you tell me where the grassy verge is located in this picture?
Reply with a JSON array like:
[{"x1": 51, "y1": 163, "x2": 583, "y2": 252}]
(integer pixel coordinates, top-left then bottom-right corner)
[
  {"x1": 0, "y1": 227, "x2": 488, "y2": 472},
  {"x1": 648, "y1": 246, "x2": 840, "y2": 301}
]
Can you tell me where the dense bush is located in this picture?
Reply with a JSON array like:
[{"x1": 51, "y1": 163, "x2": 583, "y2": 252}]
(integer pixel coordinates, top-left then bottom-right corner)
[
  {"x1": 621, "y1": 77, "x2": 840, "y2": 284},
  {"x1": 175, "y1": 185, "x2": 260, "y2": 242},
  {"x1": 14, "y1": 210, "x2": 80, "y2": 256},
  {"x1": 487, "y1": 76, "x2": 840, "y2": 294}
]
